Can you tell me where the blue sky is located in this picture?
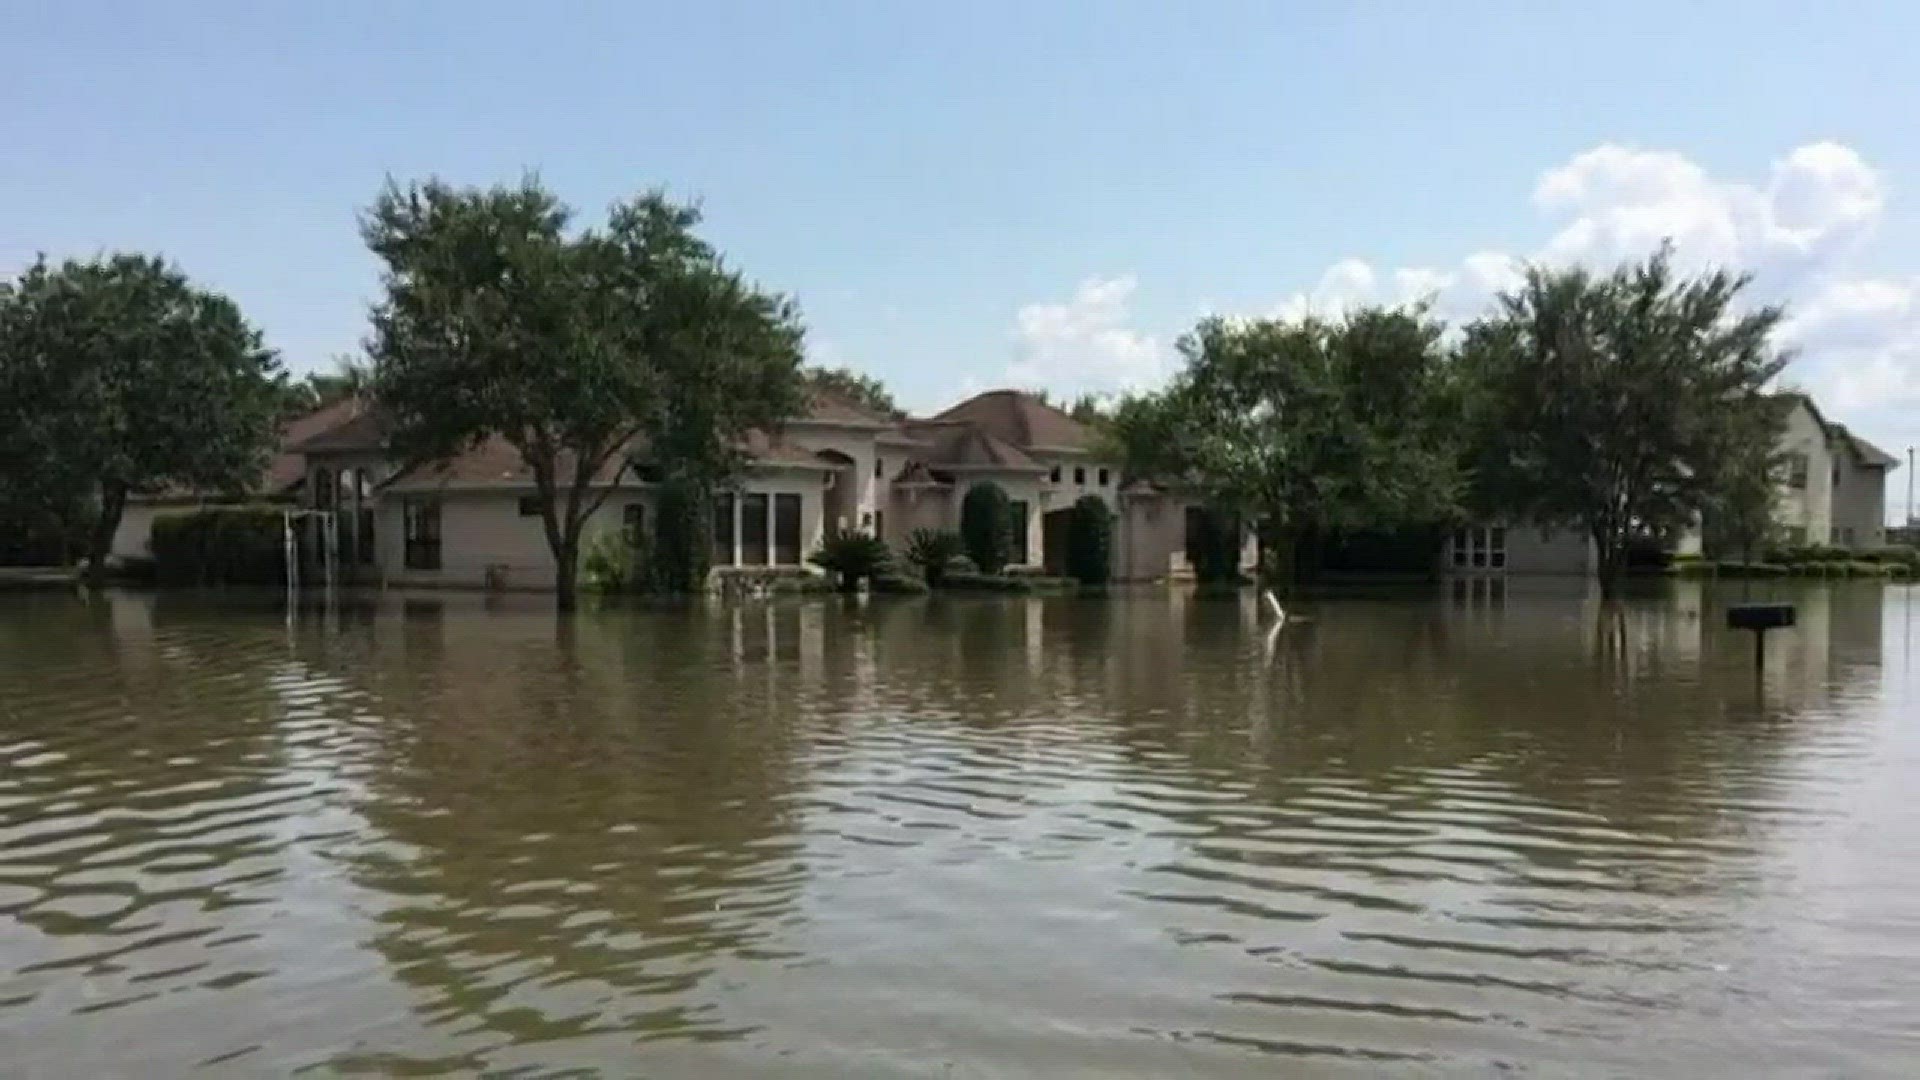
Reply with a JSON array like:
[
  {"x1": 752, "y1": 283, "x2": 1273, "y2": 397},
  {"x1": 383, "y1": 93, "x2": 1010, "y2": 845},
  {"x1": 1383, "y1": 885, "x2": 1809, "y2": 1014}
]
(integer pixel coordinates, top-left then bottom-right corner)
[{"x1": 5, "y1": 2, "x2": 1919, "y2": 506}]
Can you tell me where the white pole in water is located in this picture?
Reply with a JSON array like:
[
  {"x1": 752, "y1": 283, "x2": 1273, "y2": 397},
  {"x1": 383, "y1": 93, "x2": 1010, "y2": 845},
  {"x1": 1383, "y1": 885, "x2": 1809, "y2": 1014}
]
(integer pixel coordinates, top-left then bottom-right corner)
[{"x1": 1261, "y1": 588, "x2": 1286, "y2": 624}]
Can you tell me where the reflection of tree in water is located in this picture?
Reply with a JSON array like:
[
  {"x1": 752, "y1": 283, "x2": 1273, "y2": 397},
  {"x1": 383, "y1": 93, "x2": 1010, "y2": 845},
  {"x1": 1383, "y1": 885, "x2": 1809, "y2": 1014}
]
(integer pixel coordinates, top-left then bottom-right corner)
[{"x1": 330, "y1": 596, "x2": 813, "y2": 1052}]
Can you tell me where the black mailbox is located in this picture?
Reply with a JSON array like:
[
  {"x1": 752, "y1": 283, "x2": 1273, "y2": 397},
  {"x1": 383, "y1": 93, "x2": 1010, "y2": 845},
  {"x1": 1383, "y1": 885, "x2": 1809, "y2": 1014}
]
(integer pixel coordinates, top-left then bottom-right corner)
[{"x1": 1727, "y1": 604, "x2": 1796, "y2": 631}]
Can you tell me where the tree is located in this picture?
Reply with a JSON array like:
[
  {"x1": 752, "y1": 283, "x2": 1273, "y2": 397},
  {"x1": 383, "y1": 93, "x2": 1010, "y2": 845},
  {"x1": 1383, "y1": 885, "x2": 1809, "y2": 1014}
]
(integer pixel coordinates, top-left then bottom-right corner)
[
  {"x1": 0, "y1": 254, "x2": 282, "y2": 583},
  {"x1": 803, "y1": 365, "x2": 902, "y2": 419},
  {"x1": 960, "y1": 482, "x2": 1015, "y2": 573},
  {"x1": 1113, "y1": 306, "x2": 1465, "y2": 586},
  {"x1": 1064, "y1": 495, "x2": 1113, "y2": 586},
  {"x1": 1463, "y1": 246, "x2": 1789, "y2": 596},
  {"x1": 1700, "y1": 395, "x2": 1793, "y2": 562},
  {"x1": 363, "y1": 177, "x2": 807, "y2": 610}
]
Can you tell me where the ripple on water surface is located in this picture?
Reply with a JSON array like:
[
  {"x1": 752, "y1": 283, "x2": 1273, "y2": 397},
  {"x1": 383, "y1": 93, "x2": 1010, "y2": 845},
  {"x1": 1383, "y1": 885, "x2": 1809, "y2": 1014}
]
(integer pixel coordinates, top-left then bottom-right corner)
[{"x1": 3, "y1": 585, "x2": 1919, "y2": 1075}]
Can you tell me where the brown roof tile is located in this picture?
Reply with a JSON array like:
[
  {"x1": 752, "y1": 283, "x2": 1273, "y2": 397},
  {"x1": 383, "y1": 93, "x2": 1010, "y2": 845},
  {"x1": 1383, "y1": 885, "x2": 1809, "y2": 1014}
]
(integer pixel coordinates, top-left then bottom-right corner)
[
  {"x1": 900, "y1": 421, "x2": 1043, "y2": 471},
  {"x1": 925, "y1": 389, "x2": 1094, "y2": 452}
]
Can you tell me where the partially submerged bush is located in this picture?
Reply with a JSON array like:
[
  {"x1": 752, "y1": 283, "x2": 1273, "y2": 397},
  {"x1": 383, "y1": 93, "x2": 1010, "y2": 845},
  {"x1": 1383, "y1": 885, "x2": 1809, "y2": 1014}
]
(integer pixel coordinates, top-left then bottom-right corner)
[
  {"x1": 904, "y1": 528, "x2": 964, "y2": 586},
  {"x1": 150, "y1": 505, "x2": 288, "y2": 585},
  {"x1": 810, "y1": 528, "x2": 891, "y2": 592}
]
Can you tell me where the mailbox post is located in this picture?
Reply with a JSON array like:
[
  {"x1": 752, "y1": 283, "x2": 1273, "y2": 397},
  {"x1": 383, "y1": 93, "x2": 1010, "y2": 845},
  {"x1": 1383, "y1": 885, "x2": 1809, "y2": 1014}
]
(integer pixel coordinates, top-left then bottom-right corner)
[{"x1": 1727, "y1": 603, "x2": 1795, "y2": 672}]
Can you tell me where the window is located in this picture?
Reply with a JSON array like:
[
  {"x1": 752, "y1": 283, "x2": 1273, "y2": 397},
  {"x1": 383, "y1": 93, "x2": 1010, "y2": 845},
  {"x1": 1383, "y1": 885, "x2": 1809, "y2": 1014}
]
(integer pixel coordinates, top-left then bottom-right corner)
[
  {"x1": 313, "y1": 468, "x2": 335, "y2": 510},
  {"x1": 518, "y1": 496, "x2": 542, "y2": 517},
  {"x1": 1449, "y1": 526, "x2": 1506, "y2": 572},
  {"x1": 1074, "y1": 467, "x2": 1086, "y2": 485},
  {"x1": 873, "y1": 509, "x2": 885, "y2": 542},
  {"x1": 711, "y1": 493, "x2": 736, "y2": 566},
  {"x1": 403, "y1": 498, "x2": 441, "y2": 570},
  {"x1": 623, "y1": 503, "x2": 646, "y2": 545},
  {"x1": 1787, "y1": 453, "x2": 1809, "y2": 489},
  {"x1": 1050, "y1": 465, "x2": 1062, "y2": 483},
  {"x1": 742, "y1": 493, "x2": 770, "y2": 565},
  {"x1": 774, "y1": 494, "x2": 802, "y2": 565},
  {"x1": 1098, "y1": 468, "x2": 1110, "y2": 486},
  {"x1": 873, "y1": 456, "x2": 884, "y2": 479},
  {"x1": 1831, "y1": 463, "x2": 1842, "y2": 489},
  {"x1": 1010, "y1": 500, "x2": 1030, "y2": 564}
]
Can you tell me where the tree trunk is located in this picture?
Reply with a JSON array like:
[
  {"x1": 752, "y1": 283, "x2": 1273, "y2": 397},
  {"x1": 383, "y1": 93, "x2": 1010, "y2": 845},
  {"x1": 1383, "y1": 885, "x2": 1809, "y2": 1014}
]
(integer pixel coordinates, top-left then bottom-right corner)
[
  {"x1": 554, "y1": 532, "x2": 581, "y2": 612},
  {"x1": 83, "y1": 483, "x2": 127, "y2": 589},
  {"x1": 1594, "y1": 531, "x2": 1625, "y2": 601}
]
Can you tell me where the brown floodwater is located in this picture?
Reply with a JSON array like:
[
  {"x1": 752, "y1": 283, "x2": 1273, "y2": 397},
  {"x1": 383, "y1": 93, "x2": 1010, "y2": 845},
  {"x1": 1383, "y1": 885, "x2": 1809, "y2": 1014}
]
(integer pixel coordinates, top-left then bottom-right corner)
[{"x1": 2, "y1": 582, "x2": 1917, "y2": 1076}]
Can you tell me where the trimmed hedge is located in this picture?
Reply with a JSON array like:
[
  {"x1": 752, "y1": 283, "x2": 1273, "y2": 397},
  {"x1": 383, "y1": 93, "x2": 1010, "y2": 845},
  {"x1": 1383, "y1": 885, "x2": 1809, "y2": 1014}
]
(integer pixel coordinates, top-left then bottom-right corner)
[
  {"x1": 1064, "y1": 495, "x2": 1113, "y2": 586},
  {"x1": 872, "y1": 572, "x2": 931, "y2": 595},
  {"x1": 942, "y1": 571, "x2": 1076, "y2": 594},
  {"x1": 149, "y1": 506, "x2": 289, "y2": 585},
  {"x1": 960, "y1": 482, "x2": 1015, "y2": 574}
]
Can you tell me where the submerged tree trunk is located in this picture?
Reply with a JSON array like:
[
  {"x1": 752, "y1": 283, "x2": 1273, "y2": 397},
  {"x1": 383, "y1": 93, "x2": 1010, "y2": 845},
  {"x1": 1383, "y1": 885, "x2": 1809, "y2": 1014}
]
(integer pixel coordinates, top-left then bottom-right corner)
[
  {"x1": 1593, "y1": 528, "x2": 1626, "y2": 601},
  {"x1": 82, "y1": 482, "x2": 127, "y2": 589},
  {"x1": 553, "y1": 533, "x2": 581, "y2": 612}
]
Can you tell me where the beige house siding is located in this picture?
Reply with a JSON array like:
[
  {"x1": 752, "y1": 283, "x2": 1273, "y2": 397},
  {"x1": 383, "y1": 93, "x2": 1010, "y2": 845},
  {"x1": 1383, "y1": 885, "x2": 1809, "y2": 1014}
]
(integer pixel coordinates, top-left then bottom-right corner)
[
  {"x1": 1775, "y1": 401, "x2": 1836, "y2": 545},
  {"x1": 1830, "y1": 459, "x2": 1888, "y2": 549},
  {"x1": 110, "y1": 503, "x2": 167, "y2": 561}
]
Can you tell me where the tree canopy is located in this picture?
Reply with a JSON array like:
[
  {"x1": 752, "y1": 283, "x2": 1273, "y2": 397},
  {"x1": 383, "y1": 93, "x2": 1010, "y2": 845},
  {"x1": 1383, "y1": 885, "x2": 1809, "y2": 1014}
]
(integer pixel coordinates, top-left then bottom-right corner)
[
  {"x1": 1111, "y1": 306, "x2": 1465, "y2": 582},
  {"x1": 0, "y1": 253, "x2": 282, "y2": 581},
  {"x1": 1462, "y1": 245, "x2": 1789, "y2": 594},
  {"x1": 803, "y1": 365, "x2": 902, "y2": 419},
  {"x1": 362, "y1": 177, "x2": 807, "y2": 608}
]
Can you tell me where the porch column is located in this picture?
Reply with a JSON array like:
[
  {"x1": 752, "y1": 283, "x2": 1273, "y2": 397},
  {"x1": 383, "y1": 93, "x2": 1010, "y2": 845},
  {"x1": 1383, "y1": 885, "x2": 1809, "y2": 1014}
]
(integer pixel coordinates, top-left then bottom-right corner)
[
  {"x1": 733, "y1": 493, "x2": 744, "y2": 566},
  {"x1": 766, "y1": 492, "x2": 776, "y2": 566}
]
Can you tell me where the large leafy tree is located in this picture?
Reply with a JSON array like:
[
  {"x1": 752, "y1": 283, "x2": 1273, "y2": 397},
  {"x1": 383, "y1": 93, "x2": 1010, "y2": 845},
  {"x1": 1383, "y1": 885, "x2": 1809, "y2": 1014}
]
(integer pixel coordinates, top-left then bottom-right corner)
[
  {"x1": 1113, "y1": 306, "x2": 1465, "y2": 585},
  {"x1": 362, "y1": 178, "x2": 807, "y2": 609},
  {"x1": 0, "y1": 254, "x2": 282, "y2": 583},
  {"x1": 802, "y1": 365, "x2": 902, "y2": 419},
  {"x1": 1462, "y1": 246, "x2": 1789, "y2": 596}
]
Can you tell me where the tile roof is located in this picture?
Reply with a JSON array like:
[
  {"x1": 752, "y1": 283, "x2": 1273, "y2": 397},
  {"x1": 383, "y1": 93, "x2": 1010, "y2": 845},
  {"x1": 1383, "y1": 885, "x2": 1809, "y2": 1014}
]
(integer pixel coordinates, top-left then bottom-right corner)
[
  {"x1": 899, "y1": 421, "x2": 1043, "y2": 471},
  {"x1": 382, "y1": 429, "x2": 834, "y2": 494},
  {"x1": 925, "y1": 389, "x2": 1095, "y2": 453},
  {"x1": 799, "y1": 387, "x2": 897, "y2": 427}
]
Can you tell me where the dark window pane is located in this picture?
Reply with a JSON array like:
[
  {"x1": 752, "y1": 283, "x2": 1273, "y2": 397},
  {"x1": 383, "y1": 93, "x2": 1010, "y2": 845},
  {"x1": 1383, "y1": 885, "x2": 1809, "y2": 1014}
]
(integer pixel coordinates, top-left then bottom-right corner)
[
  {"x1": 623, "y1": 503, "x2": 645, "y2": 544},
  {"x1": 1050, "y1": 465, "x2": 1061, "y2": 483},
  {"x1": 742, "y1": 493, "x2": 770, "y2": 565},
  {"x1": 403, "y1": 499, "x2": 441, "y2": 570},
  {"x1": 1098, "y1": 468, "x2": 1109, "y2": 486},
  {"x1": 774, "y1": 494, "x2": 802, "y2": 565},
  {"x1": 1074, "y1": 467, "x2": 1086, "y2": 485},
  {"x1": 1010, "y1": 501, "x2": 1030, "y2": 564}
]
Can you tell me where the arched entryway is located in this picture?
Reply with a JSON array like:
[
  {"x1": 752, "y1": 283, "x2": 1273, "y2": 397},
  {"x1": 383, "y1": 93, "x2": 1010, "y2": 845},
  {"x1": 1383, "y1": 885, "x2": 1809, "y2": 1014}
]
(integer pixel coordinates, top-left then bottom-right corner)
[
  {"x1": 815, "y1": 450, "x2": 857, "y2": 534},
  {"x1": 1042, "y1": 508, "x2": 1073, "y2": 575}
]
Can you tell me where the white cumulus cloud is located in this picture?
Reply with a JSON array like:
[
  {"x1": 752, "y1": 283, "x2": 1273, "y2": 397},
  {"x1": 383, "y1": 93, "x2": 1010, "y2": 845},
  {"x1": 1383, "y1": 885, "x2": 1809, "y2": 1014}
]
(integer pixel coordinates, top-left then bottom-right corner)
[{"x1": 999, "y1": 274, "x2": 1167, "y2": 397}]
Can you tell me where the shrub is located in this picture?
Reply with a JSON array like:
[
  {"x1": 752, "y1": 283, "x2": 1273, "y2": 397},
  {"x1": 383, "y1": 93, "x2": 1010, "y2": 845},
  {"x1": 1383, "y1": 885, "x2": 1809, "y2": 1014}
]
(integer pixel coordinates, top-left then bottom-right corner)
[
  {"x1": 960, "y1": 482, "x2": 1014, "y2": 574},
  {"x1": 581, "y1": 525, "x2": 640, "y2": 593},
  {"x1": 942, "y1": 571, "x2": 1076, "y2": 593},
  {"x1": 810, "y1": 528, "x2": 892, "y2": 592},
  {"x1": 1064, "y1": 495, "x2": 1112, "y2": 586},
  {"x1": 1188, "y1": 507, "x2": 1242, "y2": 584},
  {"x1": 646, "y1": 480, "x2": 709, "y2": 593},
  {"x1": 945, "y1": 553, "x2": 978, "y2": 576},
  {"x1": 149, "y1": 506, "x2": 289, "y2": 585},
  {"x1": 871, "y1": 572, "x2": 930, "y2": 595},
  {"x1": 904, "y1": 528, "x2": 964, "y2": 586}
]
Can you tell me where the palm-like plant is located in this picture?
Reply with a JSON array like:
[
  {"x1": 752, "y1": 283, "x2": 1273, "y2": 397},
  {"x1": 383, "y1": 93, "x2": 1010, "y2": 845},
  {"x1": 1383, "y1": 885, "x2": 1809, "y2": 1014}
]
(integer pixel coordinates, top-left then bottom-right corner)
[
  {"x1": 809, "y1": 528, "x2": 892, "y2": 592},
  {"x1": 904, "y1": 528, "x2": 964, "y2": 586}
]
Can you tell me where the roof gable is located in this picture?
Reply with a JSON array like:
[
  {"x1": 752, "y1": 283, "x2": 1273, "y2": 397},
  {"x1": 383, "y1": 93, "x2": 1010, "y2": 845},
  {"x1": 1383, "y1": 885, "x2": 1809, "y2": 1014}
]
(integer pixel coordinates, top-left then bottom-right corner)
[{"x1": 926, "y1": 389, "x2": 1094, "y2": 452}]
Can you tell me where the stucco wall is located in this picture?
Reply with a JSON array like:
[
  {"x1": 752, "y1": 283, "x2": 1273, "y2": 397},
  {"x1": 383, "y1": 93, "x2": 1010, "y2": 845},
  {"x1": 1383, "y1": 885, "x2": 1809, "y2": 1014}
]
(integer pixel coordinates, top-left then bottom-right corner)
[
  {"x1": 1116, "y1": 495, "x2": 1184, "y2": 581},
  {"x1": 379, "y1": 470, "x2": 826, "y2": 589},
  {"x1": 1444, "y1": 523, "x2": 1594, "y2": 576},
  {"x1": 111, "y1": 504, "x2": 166, "y2": 560}
]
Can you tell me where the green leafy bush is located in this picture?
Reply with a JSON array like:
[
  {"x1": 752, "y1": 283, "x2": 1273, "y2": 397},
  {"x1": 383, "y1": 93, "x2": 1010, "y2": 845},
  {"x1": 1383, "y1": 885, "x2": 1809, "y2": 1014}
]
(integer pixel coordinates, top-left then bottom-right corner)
[
  {"x1": 581, "y1": 525, "x2": 640, "y2": 593},
  {"x1": 942, "y1": 571, "x2": 1076, "y2": 593},
  {"x1": 149, "y1": 506, "x2": 289, "y2": 585},
  {"x1": 1188, "y1": 507, "x2": 1242, "y2": 584},
  {"x1": 646, "y1": 481, "x2": 709, "y2": 593},
  {"x1": 1064, "y1": 495, "x2": 1113, "y2": 585},
  {"x1": 871, "y1": 572, "x2": 930, "y2": 595},
  {"x1": 960, "y1": 482, "x2": 1014, "y2": 574},
  {"x1": 904, "y1": 528, "x2": 964, "y2": 586},
  {"x1": 810, "y1": 528, "x2": 892, "y2": 592}
]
